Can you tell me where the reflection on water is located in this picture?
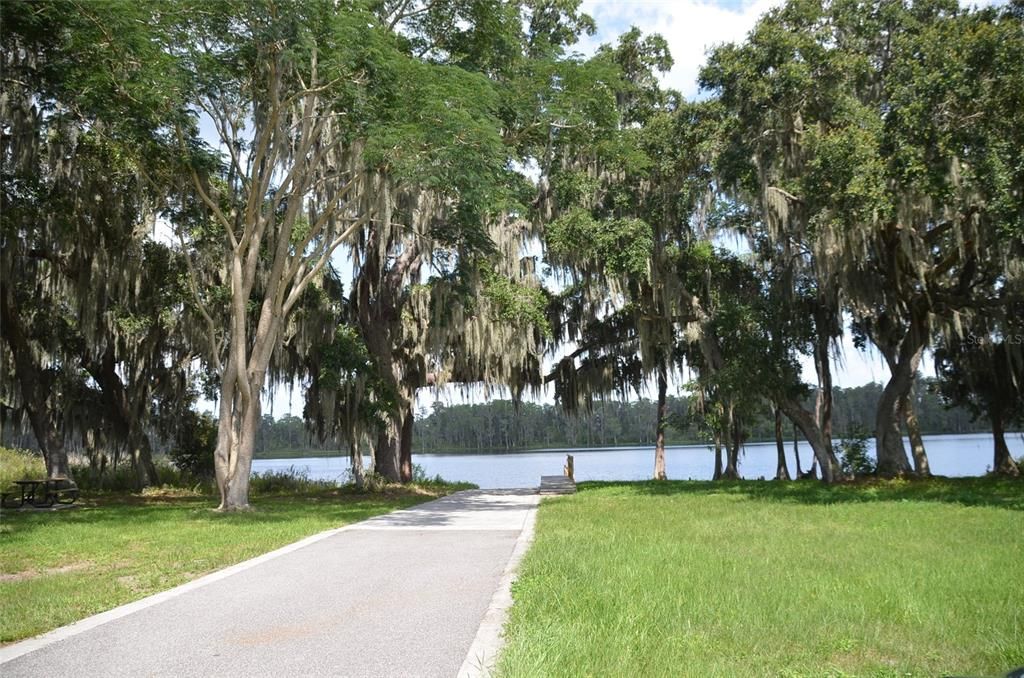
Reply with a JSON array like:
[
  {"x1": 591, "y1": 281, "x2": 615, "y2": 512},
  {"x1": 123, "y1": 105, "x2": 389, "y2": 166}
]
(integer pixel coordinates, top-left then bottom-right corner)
[{"x1": 252, "y1": 432, "x2": 1023, "y2": 489}]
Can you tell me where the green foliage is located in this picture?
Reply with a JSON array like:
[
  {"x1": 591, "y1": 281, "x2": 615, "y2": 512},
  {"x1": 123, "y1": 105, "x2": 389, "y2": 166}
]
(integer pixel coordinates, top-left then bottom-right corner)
[
  {"x1": 803, "y1": 100, "x2": 889, "y2": 234},
  {"x1": 933, "y1": 321, "x2": 1024, "y2": 427},
  {"x1": 836, "y1": 425, "x2": 876, "y2": 477},
  {"x1": 316, "y1": 324, "x2": 396, "y2": 426},
  {"x1": 481, "y1": 269, "x2": 552, "y2": 337},
  {"x1": 595, "y1": 26, "x2": 674, "y2": 124},
  {"x1": 410, "y1": 463, "x2": 433, "y2": 483},
  {"x1": 364, "y1": 58, "x2": 515, "y2": 251},
  {"x1": 5, "y1": 0, "x2": 1021, "y2": 497},
  {"x1": 1, "y1": 0, "x2": 188, "y2": 135},
  {"x1": 546, "y1": 209, "x2": 653, "y2": 279},
  {"x1": 551, "y1": 170, "x2": 600, "y2": 207},
  {"x1": 317, "y1": 325, "x2": 375, "y2": 389},
  {"x1": 167, "y1": 411, "x2": 218, "y2": 480}
]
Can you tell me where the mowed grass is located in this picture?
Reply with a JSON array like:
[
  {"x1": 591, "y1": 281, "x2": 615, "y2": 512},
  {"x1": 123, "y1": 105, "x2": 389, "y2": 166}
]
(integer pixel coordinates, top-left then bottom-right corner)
[
  {"x1": 498, "y1": 478, "x2": 1024, "y2": 678},
  {"x1": 0, "y1": 485, "x2": 461, "y2": 643}
]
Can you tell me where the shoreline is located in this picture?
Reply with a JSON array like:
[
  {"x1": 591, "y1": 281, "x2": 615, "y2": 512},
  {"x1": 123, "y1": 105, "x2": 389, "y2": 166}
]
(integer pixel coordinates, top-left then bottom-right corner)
[{"x1": 251, "y1": 430, "x2": 1024, "y2": 460}]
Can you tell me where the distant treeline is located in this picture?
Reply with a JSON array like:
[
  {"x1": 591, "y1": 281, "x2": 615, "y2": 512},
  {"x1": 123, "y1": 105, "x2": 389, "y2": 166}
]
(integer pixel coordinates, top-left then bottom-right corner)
[
  {"x1": 240, "y1": 379, "x2": 995, "y2": 458},
  {"x1": 412, "y1": 380, "x2": 990, "y2": 453}
]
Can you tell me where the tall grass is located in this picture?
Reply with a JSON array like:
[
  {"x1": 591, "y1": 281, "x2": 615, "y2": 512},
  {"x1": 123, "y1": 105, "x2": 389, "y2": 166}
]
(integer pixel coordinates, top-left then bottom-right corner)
[
  {"x1": 70, "y1": 459, "x2": 198, "y2": 492},
  {"x1": 248, "y1": 467, "x2": 338, "y2": 495},
  {"x1": 0, "y1": 447, "x2": 46, "y2": 488}
]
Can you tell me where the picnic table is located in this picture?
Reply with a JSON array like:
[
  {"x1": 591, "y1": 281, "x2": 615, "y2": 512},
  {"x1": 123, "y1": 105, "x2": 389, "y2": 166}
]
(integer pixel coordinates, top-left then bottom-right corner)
[{"x1": 1, "y1": 478, "x2": 79, "y2": 509}]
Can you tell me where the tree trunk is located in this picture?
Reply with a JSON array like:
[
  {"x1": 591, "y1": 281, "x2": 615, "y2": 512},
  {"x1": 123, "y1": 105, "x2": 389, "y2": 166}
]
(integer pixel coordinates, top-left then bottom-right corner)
[
  {"x1": 793, "y1": 423, "x2": 802, "y2": 477},
  {"x1": 812, "y1": 315, "x2": 834, "y2": 447},
  {"x1": 722, "y1": 440, "x2": 739, "y2": 479},
  {"x1": 349, "y1": 437, "x2": 365, "y2": 489},
  {"x1": 375, "y1": 416, "x2": 402, "y2": 483},
  {"x1": 712, "y1": 431, "x2": 723, "y2": 480},
  {"x1": 213, "y1": 350, "x2": 268, "y2": 511},
  {"x1": 991, "y1": 409, "x2": 1021, "y2": 477},
  {"x1": 29, "y1": 406, "x2": 71, "y2": 479},
  {"x1": 901, "y1": 394, "x2": 930, "y2": 477},
  {"x1": 779, "y1": 396, "x2": 843, "y2": 483},
  {"x1": 1, "y1": 288, "x2": 71, "y2": 479},
  {"x1": 133, "y1": 433, "x2": 159, "y2": 489},
  {"x1": 653, "y1": 366, "x2": 668, "y2": 480},
  {"x1": 88, "y1": 346, "x2": 159, "y2": 489},
  {"x1": 354, "y1": 225, "x2": 425, "y2": 485},
  {"x1": 223, "y1": 415, "x2": 256, "y2": 509},
  {"x1": 774, "y1": 405, "x2": 791, "y2": 481},
  {"x1": 722, "y1": 407, "x2": 740, "y2": 480},
  {"x1": 399, "y1": 403, "x2": 414, "y2": 483},
  {"x1": 874, "y1": 332, "x2": 924, "y2": 478}
]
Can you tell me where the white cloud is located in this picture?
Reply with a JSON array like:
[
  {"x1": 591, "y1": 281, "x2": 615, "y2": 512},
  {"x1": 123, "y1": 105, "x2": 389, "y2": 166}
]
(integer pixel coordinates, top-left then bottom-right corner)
[
  {"x1": 577, "y1": 0, "x2": 785, "y2": 99},
  {"x1": 576, "y1": 0, "x2": 1003, "y2": 99}
]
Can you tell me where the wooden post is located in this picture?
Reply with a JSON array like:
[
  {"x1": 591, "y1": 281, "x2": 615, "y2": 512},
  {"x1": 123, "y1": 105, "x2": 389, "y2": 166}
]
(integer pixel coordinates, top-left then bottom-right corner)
[{"x1": 564, "y1": 454, "x2": 574, "y2": 481}]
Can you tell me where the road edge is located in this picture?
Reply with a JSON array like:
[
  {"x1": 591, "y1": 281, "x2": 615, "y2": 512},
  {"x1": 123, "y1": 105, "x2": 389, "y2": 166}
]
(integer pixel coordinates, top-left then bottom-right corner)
[{"x1": 457, "y1": 493, "x2": 540, "y2": 678}]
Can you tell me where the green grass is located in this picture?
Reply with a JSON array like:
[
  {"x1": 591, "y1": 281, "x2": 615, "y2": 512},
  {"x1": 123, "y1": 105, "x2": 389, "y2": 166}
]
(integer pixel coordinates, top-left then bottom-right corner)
[
  {"x1": 0, "y1": 483, "x2": 469, "y2": 643},
  {"x1": 498, "y1": 478, "x2": 1024, "y2": 678}
]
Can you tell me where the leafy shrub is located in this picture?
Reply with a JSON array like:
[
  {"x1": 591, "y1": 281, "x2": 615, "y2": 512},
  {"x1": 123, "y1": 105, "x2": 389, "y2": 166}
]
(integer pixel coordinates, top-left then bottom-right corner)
[
  {"x1": 410, "y1": 463, "x2": 462, "y2": 487},
  {"x1": 70, "y1": 458, "x2": 192, "y2": 492},
  {"x1": 168, "y1": 411, "x2": 217, "y2": 479},
  {"x1": 338, "y1": 465, "x2": 474, "y2": 492},
  {"x1": 411, "y1": 463, "x2": 433, "y2": 483},
  {"x1": 837, "y1": 426, "x2": 876, "y2": 477},
  {"x1": 339, "y1": 468, "x2": 391, "y2": 492},
  {"x1": 249, "y1": 467, "x2": 337, "y2": 495}
]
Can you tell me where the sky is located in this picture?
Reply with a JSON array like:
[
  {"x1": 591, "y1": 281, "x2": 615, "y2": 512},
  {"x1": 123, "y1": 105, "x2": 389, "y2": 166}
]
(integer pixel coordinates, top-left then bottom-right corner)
[
  {"x1": 258, "y1": 0, "x2": 941, "y2": 417},
  {"x1": 575, "y1": 0, "x2": 786, "y2": 100}
]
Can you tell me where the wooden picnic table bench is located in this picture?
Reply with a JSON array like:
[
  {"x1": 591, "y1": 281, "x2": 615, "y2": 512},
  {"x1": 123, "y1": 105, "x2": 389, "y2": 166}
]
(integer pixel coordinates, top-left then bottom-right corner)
[{"x1": 1, "y1": 478, "x2": 79, "y2": 509}]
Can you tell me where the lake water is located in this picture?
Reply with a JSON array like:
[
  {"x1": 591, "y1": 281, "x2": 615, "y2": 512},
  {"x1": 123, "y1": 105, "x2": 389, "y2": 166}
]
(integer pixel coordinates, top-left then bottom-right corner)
[{"x1": 252, "y1": 432, "x2": 1024, "y2": 489}]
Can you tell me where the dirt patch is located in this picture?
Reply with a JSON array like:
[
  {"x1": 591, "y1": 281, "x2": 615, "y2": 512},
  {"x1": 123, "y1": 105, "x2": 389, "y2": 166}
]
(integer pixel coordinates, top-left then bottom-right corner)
[
  {"x1": 0, "y1": 561, "x2": 93, "y2": 582},
  {"x1": 139, "y1": 486, "x2": 205, "y2": 499},
  {"x1": 828, "y1": 646, "x2": 900, "y2": 674},
  {"x1": 116, "y1": 574, "x2": 144, "y2": 593}
]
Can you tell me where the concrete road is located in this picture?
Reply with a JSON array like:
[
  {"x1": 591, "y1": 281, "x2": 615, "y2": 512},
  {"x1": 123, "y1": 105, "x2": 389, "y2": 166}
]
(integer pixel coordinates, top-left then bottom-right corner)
[{"x1": 0, "y1": 489, "x2": 539, "y2": 678}]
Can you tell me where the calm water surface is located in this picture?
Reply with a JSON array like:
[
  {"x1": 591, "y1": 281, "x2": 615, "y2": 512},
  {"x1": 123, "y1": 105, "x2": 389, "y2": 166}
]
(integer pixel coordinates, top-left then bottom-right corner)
[{"x1": 252, "y1": 433, "x2": 1023, "y2": 489}]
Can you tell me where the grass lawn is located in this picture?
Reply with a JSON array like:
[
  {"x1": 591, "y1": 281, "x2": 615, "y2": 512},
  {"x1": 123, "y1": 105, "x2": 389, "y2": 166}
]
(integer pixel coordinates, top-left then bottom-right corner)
[
  {"x1": 0, "y1": 484, "x2": 464, "y2": 643},
  {"x1": 498, "y1": 478, "x2": 1024, "y2": 678}
]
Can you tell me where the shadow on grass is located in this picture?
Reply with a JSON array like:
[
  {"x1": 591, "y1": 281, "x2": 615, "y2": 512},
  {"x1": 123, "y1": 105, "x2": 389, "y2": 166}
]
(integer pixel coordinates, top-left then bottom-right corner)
[
  {"x1": 0, "y1": 487, "x2": 448, "y2": 537},
  {"x1": 575, "y1": 476, "x2": 1024, "y2": 511}
]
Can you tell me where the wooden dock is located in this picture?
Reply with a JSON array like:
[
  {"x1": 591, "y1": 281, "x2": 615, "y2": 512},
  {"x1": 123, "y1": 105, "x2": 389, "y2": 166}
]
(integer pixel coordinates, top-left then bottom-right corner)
[{"x1": 539, "y1": 475, "x2": 576, "y2": 495}]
